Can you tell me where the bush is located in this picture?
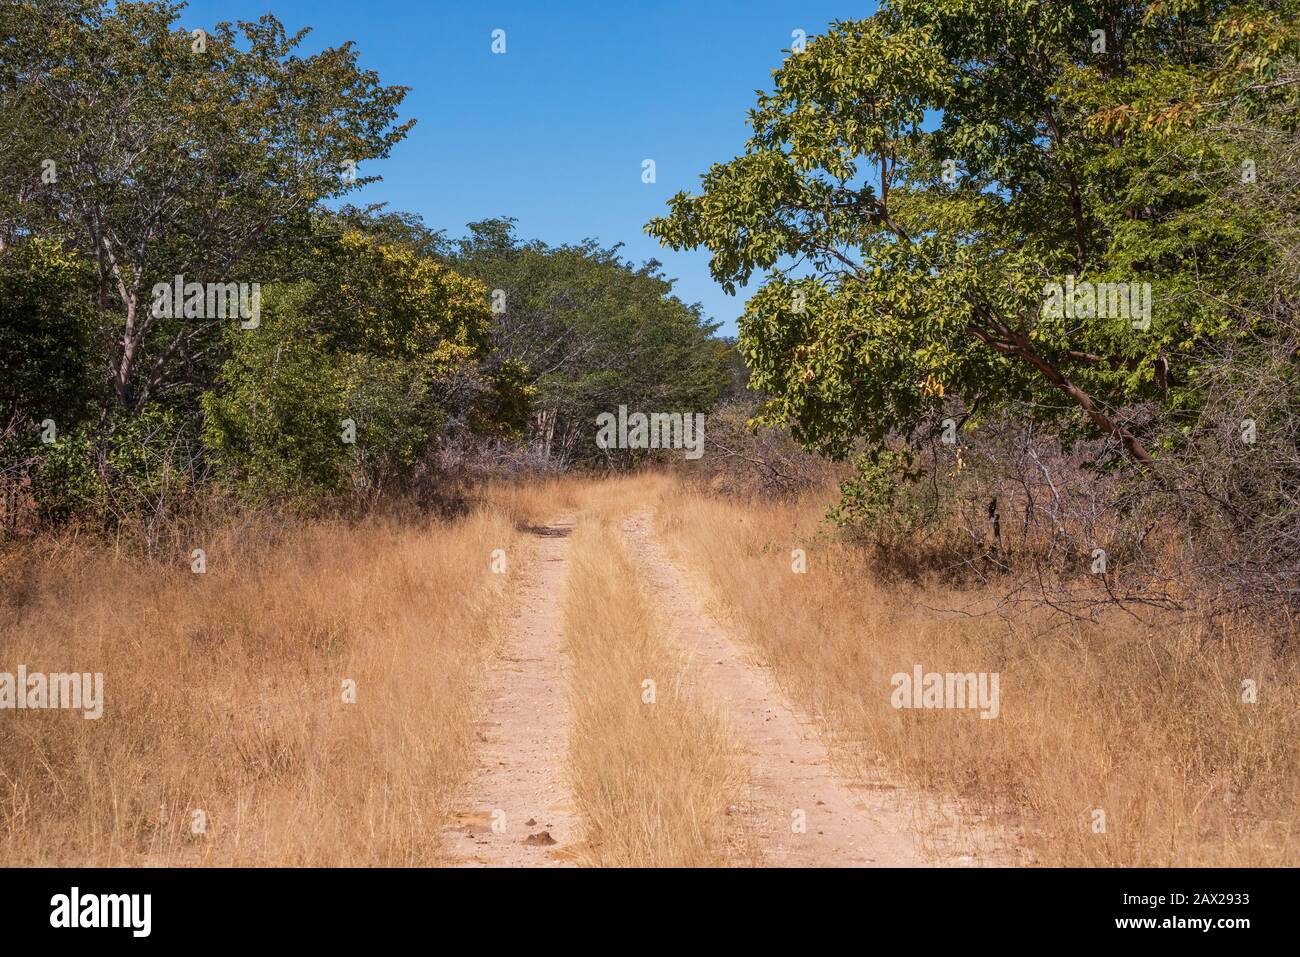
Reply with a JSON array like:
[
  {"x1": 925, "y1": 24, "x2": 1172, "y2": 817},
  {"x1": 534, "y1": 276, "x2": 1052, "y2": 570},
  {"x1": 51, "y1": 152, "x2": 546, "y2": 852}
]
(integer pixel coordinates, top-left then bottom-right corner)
[
  {"x1": 28, "y1": 405, "x2": 203, "y2": 553},
  {"x1": 682, "y1": 397, "x2": 833, "y2": 497}
]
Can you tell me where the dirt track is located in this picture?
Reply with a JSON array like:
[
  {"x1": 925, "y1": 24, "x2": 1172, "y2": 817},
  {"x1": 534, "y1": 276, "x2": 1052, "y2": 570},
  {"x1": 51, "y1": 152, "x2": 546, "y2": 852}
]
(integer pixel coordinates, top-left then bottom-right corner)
[
  {"x1": 443, "y1": 518, "x2": 580, "y2": 867},
  {"x1": 621, "y1": 510, "x2": 928, "y2": 866},
  {"x1": 445, "y1": 505, "x2": 944, "y2": 867}
]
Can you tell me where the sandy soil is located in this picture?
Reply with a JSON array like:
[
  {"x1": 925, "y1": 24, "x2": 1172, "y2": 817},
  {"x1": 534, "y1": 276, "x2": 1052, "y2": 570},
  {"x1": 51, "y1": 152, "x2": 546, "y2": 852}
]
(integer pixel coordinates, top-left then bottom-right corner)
[{"x1": 442, "y1": 518, "x2": 581, "y2": 867}]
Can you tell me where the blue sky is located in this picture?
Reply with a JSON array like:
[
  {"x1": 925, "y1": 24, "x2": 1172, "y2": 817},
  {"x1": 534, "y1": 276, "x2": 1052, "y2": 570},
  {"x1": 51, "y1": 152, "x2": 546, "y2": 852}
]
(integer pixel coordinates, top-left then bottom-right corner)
[{"x1": 181, "y1": 0, "x2": 876, "y2": 336}]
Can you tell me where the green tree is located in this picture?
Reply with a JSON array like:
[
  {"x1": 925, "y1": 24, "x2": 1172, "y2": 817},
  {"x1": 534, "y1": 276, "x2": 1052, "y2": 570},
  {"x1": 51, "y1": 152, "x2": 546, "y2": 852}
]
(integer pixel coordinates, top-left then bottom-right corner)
[
  {"x1": 646, "y1": 0, "x2": 1296, "y2": 468},
  {"x1": 0, "y1": 239, "x2": 96, "y2": 435},
  {"x1": 450, "y1": 219, "x2": 731, "y2": 465},
  {"x1": 0, "y1": 238, "x2": 99, "y2": 530},
  {"x1": 202, "y1": 226, "x2": 503, "y2": 500},
  {"x1": 201, "y1": 284, "x2": 347, "y2": 499},
  {"x1": 0, "y1": 0, "x2": 413, "y2": 412}
]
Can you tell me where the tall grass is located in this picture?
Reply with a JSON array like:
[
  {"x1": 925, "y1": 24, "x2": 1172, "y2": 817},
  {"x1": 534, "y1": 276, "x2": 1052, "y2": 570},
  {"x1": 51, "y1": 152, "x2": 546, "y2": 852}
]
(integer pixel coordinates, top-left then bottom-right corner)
[
  {"x1": 0, "y1": 494, "x2": 544, "y2": 865},
  {"x1": 7, "y1": 470, "x2": 1291, "y2": 867},
  {"x1": 562, "y1": 487, "x2": 744, "y2": 866},
  {"x1": 658, "y1": 484, "x2": 1299, "y2": 866}
]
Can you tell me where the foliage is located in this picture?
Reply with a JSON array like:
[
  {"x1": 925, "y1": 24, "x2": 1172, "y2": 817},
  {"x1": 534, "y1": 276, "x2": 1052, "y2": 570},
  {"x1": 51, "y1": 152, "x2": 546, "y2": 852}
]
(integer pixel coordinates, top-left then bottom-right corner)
[
  {"x1": 648, "y1": 0, "x2": 1300, "y2": 616},
  {"x1": 201, "y1": 284, "x2": 348, "y2": 499},
  {"x1": 202, "y1": 224, "x2": 506, "y2": 502},
  {"x1": 32, "y1": 404, "x2": 200, "y2": 529},
  {"x1": 0, "y1": 238, "x2": 97, "y2": 434},
  {"x1": 449, "y1": 219, "x2": 732, "y2": 465},
  {"x1": 0, "y1": 0, "x2": 414, "y2": 411},
  {"x1": 647, "y1": 0, "x2": 1298, "y2": 471}
]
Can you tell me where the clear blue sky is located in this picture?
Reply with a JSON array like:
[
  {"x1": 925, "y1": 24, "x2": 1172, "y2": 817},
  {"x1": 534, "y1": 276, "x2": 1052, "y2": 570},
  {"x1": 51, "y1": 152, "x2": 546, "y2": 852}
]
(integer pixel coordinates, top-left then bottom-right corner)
[{"x1": 181, "y1": 0, "x2": 876, "y2": 336}]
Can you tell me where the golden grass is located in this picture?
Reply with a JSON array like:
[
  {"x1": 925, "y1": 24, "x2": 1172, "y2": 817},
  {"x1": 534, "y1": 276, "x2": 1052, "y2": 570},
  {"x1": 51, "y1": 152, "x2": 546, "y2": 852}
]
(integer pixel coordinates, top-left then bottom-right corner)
[
  {"x1": 656, "y1": 482, "x2": 1300, "y2": 866},
  {"x1": 562, "y1": 484, "x2": 744, "y2": 866},
  {"x1": 6, "y1": 470, "x2": 1292, "y2": 868},
  {"x1": 0, "y1": 490, "x2": 550, "y2": 866}
]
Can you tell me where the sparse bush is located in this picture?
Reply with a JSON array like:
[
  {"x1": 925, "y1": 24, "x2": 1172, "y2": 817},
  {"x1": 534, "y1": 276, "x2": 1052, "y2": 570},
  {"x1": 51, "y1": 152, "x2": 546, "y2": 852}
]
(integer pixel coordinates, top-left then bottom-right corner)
[{"x1": 683, "y1": 397, "x2": 834, "y2": 497}]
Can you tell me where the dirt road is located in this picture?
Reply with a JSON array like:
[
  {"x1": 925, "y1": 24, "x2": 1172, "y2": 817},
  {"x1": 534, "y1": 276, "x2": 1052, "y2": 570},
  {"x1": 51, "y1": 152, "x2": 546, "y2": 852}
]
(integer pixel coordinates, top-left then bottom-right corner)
[
  {"x1": 442, "y1": 518, "x2": 580, "y2": 866},
  {"x1": 621, "y1": 511, "x2": 929, "y2": 866},
  {"x1": 444, "y1": 501, "x2": 949, "y2": 867}
]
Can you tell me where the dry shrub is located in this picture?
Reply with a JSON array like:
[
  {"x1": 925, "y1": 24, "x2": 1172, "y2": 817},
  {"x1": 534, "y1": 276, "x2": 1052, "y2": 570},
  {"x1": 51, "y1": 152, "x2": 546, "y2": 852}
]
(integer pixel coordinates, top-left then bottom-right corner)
[{"x1": 674, "y1": 398, "x2": 835, "y2": 498}]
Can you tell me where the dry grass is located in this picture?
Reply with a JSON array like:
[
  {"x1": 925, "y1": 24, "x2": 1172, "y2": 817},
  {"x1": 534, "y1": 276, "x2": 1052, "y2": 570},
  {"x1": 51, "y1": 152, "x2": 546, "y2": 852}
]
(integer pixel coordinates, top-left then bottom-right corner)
[
  {"x1": 562, "y1": 483, "x2": 744, "y2": 866},
  {"x1": 0, "y1": 488, "x2": 554, "y2": 866},
  {"x1": 7, "y1": 468, "x2": 1292, "y2": 868},
  {"x1": 473, "y1": 475, "x2": 585, "y2": 529},
  {"x1": 656, "y1": 482, "x2": 1300, "y2": 866}
]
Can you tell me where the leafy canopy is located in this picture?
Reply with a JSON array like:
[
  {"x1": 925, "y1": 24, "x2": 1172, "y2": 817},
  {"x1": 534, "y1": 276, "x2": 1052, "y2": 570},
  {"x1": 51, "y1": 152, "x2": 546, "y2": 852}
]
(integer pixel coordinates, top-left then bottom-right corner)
[
  {"x1": 201, "y1": 225, "x2": 498, "y2": 500},
  {"x1": 648, "y1": 0, "x2": 1298, "y2": 468}
]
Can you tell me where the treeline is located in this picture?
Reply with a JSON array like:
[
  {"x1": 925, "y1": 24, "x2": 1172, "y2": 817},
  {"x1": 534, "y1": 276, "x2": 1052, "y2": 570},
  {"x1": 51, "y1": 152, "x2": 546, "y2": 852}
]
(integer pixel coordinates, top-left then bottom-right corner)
[
  {"x1": 6, "y1": 0, "x2": 1299, "y2": 623},
  {"x1": 0, "y1": 0, "x2": 731, "y2": 538}
]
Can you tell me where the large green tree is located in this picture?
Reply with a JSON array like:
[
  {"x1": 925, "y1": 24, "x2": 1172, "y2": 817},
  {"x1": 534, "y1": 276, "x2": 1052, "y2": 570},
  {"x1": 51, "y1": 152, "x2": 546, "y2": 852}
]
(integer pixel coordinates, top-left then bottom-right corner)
[
  {"x1": 647, "y1": 0, "x2": 1298, "y2": 468},
  {"x1": 0, "y1": 0, "x2": 413, "y2": 412}
]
